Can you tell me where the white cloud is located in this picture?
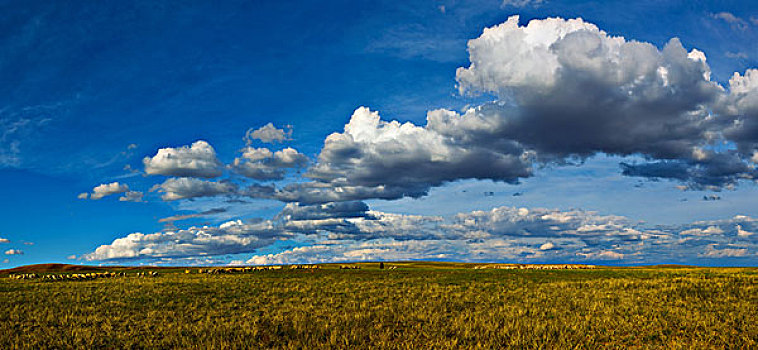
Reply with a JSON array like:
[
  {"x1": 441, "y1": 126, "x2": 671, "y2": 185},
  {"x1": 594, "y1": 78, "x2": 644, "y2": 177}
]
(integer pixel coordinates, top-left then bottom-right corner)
[
  {"x1": 119, "y1": 191, "x2": 144, "y2": 202},
  {"x1": 737, "y1": 225, "x2": 755, "y2": 237},
  {"x1": 726, "y1": 52, "x2": 749, "y2": 60},
  {"x1": 728, "y1": 69, "x2": 758, "y2": 95},
  {"x1": 231, "y1": 147, "x2": 308, "y2": 180},
  {"x1": 83, "y1": 219, "x2": 289, "y2": 261},
  {"x1": 152, "y1": 177, "x2": 237, "y2": 201},
  {"x1": 680, "y1": 225, "x2": 724, "y2": 236},
  {"x1": 82, "y1": 197, "x2": 758, "y2": 264},
  {"x1": 721, "y1": 69, "x2": 758, "y2": 162},
  {"x1": 246, "y1": 123, "x2": 292, "y2": 144},
  {"x1": 539, "y1": 242, "x2": 555, "y2": 250},
  {"x1": 456, "y1": 15, "x2": 718, "y2": 159},
  {"x1": 711, "y1": 12, "x2": 749, "y2": 31},
  {"x1": 87, "y1": 182, "x2": 129, "y2": 200},
  {"x1": 501, "y1": 0, "x2": 545, "y2": 8},
  {"x1": 159, "y1": 208, "x2": 228, "y2": 224},
  {"x1": 448, "y1": 15, "x2": 758, "y2": 190},
  {"x1": 293, "y1": 106, "x2": 532, "y2": 203},
  {"x1": 577, "y1": 250, "x2": 625, "y2": 260},
  {"x1": 0, "y1": 237, "x2": 9, "y2": 243},
  {"x1": 702, "y1": 246, "x2": 750, "y2": 258},
  {"x1": 143, "y1": 140, "x2": 223, "y2": 178},
  {"x1": 4, "y1": 249, "x2": 23, "y2": 255},
  {"x1": 246, "y1": 238, "x2": 537, "y2": 265}
]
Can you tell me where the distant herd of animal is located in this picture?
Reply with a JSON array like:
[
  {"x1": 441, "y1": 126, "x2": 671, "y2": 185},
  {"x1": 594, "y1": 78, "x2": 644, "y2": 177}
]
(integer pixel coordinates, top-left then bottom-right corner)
[
  {"x1": 3, "y1": 264, "x2": 381, "y2": 282},
  {"x1": 6, "y1": 271, "x2": 146, "y2": 281},
  {"x1": 4, "y1": 263, "x2": 593, "y2": 281},
  {"x1": 473, "y1": 264, "x2": 597, "y2": 270}
]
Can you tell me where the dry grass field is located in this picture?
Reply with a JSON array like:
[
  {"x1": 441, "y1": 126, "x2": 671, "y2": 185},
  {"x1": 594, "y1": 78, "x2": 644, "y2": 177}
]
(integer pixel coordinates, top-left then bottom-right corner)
[{"x1": 1, "y1": 262, "x2": 757, "y2": 349}]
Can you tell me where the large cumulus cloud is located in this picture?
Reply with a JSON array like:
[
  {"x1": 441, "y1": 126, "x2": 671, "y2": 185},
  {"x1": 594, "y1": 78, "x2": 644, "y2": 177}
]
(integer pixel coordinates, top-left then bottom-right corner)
[
  {"x1": 456, "y1": 16, "x2": 718, "y2": 158},
  {"x1": 268, "y1": 106, "x2": 533, "y2": 203},
  {"x1": 450, "y1": 16, "x2": 758, "y2": 188}
]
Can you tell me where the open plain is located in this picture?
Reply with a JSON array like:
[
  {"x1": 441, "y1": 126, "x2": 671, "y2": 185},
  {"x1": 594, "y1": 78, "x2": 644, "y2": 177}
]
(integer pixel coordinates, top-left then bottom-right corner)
[{"x1": 1, "y1": 262, "x2": 756, "y2": 349}]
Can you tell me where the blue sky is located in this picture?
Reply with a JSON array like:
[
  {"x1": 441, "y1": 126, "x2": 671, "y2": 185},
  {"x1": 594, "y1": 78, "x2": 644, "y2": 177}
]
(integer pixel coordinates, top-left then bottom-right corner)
[{"x1": 2, "y1": 0, "x2": 758, "y2": 267}]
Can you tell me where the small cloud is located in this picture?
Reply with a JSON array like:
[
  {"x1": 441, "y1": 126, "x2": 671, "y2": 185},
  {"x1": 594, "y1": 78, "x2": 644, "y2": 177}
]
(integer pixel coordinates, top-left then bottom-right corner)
[
  {"x1": 711, "y1": 12, "x2": 749, "y2": 31},
  {"x1": 0, "y1": 237, "x2": 9, "y2": 243},
  {"x1": 67, "y1": 255, "x2": 77, "y2": 260},
  {"x1": 230, "y1": 146, "x2": 308, "y2": 180},
  {"x1": 438, "y1": 5, "x2": 445, "y2": 13},
  {"x1": 245, "y1": 123, "x2": 293, "y2": 144},
  {"x1": 123, "y1": 164, "x2": 140, "y2": 174},
  {"x1": 143, "y1": 140, "x2": 223, "y2": 178},
  {"x1": 77, "y1": 192, "x2": 89, "y2": 199},
  {"x1": 702, "y1": 246, "x2": 749, "y2": 258},
  {"x1": 539, "y1": 242, "x2": 555, "y2": 250},
  {"x1": 88, "y1": 182, "x2": 130, "y2": 200},
  {"x1": 22, "y1": 242, "x2": 33, "y2": 246},
  {"x1": 726, "y1": 51, "x2": 749, "y2": 59},
  {"x1": 151, "y1": 177, "x2": 237, "y2": 201},
  {"x1": 577, "y1": 250, "x2": 625, "y2": 260},
  {"x1": 158, "y1": 208, "x2": 227, "y2": 224},
  {"x1": 703, "y1": 194, "x2": 721, "y2": 201},
  {"x1": 4, "y1": 249, "x2": 23, "y2": 255},
  {"x1": 2, "y1": 259, "x2": 8, "y2": 264},
  {"x1": 737, "y1": 225, "x2": 754, "y2": 237},
  {"x1": 501, "y1": 0, "x2": 545, "y2": 8},
  {"x1": 512, "y1": 192, "x2": 523, "y2": 197},
  {"x1": 127, "y1": 143, "x2": 138, "y2": 150},
  {"x1": 119, "y1": 191, "x2": 145, "y2": 202},
  {"x1": 484, "y1": 191, "x2": 495, "y2": 197},
  {"x1": 752, "y1": 16, "x2": 758, "y2": 25}
]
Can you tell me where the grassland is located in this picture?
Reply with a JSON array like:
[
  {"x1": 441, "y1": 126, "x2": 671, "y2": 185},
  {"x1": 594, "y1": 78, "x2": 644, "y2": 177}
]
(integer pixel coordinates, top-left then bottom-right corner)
[{"x1": 1, "y1": 262, "x2": 757, "y2": 349}]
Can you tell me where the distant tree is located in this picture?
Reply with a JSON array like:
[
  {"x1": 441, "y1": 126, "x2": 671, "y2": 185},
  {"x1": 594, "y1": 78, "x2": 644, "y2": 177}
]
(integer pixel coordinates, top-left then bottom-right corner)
[{"x1": 379, "y1": 262, "x2": 384, "y2": 269}]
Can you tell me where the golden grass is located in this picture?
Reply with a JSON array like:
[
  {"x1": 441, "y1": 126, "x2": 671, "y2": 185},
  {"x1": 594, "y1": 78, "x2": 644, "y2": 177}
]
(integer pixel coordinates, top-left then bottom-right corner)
[{"x1": 1, "y1": 265, "x2": 756, "y2": 349}]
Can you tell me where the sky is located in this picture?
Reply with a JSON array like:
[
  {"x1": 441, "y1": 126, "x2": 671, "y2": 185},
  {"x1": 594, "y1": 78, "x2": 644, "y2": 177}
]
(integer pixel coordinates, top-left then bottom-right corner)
[{"x1": 2, "y1": 0, "x2": 758, "y2": 267}]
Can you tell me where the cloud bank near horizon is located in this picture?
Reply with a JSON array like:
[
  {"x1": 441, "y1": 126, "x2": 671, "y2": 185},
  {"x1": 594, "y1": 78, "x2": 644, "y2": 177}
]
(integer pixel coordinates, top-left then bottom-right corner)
[{"x1": 83, "y1": 202, "x2": 758, "y2": 265}]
